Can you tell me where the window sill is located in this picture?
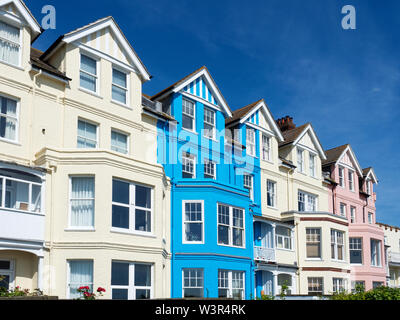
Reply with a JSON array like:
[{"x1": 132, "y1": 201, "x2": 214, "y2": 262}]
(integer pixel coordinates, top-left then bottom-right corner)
[
  {"x1": 266, "y1": 206, "x2": 278, "y2": 211},
  {"x1": 110, "y1": 228, "x2": 156, "y2": 238},
  {"x1": 183, "y1": 241, "x2": 204, "y2": 245},
  {"x1": 0, "y1": 137, "x2": 21, "y2": 146},
  {"x1": 305, "y1": 258, "x2": 323, "y2": 261},
  {"x1": 181, "y1": 128, "x2": 198, "y2": 135},
  {"x1": 331, "y1": 259, "x2": 347, "y2": 263},
  {"x1": 261, "y1": 159, "x2": 274, "y2": 165},
  {"x1": 218, "y1": 243, "x2": 246, "y2": 249},
  {"x1": 0, "y1": 207, "x2": 44, "y2": 216},
  {"x1": 79, "y1": 87, "x2": 103, "y2": 99},
  {"x1": 111, "y1": 99, "x2": 132, "y2": 110},
  {"x1": 64, "y1": 227, "x2": 95, "y2": 232},
  {"x1": 0, "y1": 59, "x2": 24, "y2": 71},
  {"x1": 276, "y1": 247, "x2": 294, "y2": 252}
]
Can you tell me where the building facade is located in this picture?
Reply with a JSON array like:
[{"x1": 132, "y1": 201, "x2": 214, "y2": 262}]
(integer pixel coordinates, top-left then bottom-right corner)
[
  {"x1": 323, "y1": 145, "x2": 386, "y2": 291},
  {"x1": 378, "y1": 223, "x2": 400, "y2": 288},
  {"x1": 0, "y1": 0, "x2": 171, "y2": 299}
]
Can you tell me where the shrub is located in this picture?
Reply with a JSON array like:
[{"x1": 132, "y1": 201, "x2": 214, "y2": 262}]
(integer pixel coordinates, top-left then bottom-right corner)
[{"x1": 330, "y1": 285, "x2": 400, "y2": 300}]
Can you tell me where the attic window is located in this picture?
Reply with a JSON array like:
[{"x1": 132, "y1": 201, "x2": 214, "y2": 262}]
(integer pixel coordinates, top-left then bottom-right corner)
[
  {"x1": 80, "y1": 54, "x2": 98, "y2": 93},
  {"x1": 0, "y1": 21, "x2": 20, "y2": 66},
  {"x1": 112, "y1": 68, "x2": 128, "y2": 105}
]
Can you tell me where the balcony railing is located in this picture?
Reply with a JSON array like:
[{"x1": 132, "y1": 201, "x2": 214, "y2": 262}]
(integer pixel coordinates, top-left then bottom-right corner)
[
  {"x1": 389, "y1": 252, "x2": 400, "y2": 264},
  {"x1": 254, "y1": 246, "x2": 276, "y2": 262}
]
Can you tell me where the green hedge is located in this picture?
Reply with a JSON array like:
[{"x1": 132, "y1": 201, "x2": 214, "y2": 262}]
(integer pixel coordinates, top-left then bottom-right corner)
[{"x1": 330, "y1": 285, "x2": 400, "y2": 300}]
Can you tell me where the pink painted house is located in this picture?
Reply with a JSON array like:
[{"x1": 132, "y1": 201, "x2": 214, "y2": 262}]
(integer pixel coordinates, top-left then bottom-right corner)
[{"x1": 322, "y1": 144, "x2": 386, "y2": 291}]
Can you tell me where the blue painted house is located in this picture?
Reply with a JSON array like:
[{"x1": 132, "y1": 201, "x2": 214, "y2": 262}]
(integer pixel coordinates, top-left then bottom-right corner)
[{"x1": 152, "y1": 67, "x2": 255, "y2": 299}]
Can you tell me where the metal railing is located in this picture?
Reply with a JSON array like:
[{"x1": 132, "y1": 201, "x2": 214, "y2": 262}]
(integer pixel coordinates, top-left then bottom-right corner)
[{"x1": 254, "y1": 247, "x2": 276, "y2": 262}]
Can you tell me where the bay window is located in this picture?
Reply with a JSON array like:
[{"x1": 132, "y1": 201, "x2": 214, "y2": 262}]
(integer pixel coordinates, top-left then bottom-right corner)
[
  {"x1": 0, "y1": 95, "x2": 18, "y2": 142},
  {"x1": 349, "y1": 237, "x2": 362, "y2": 264},
  {"x1": 333, "y1": 278, "x2": 346, "y2": 293},
  {"x1": 371, "y1": 239, "x2": 382, "y2": 267},
  {"x1": 0, "y1": 21, "x2": 20, "y2": 66},
  {"x1": 111, "y1": 261, "x2": 152, "y2": 300},
  {"x1": 308, "y1": 277, "x2": 323, "y2": 295},
  {"x1": 276, "y1": 226, "x2": 292, "y2": 250},
  {"x1": 112, "y1": 179, "x2": 152, "y2": 233},
  {"x1": 218, "y1": 204, "x2": 245, "y2": 247},
  {"x1": 0, "y1": 170, "x2": 42, "y2": 213},
  {"x1": 183, "y1": 268, "x2": 203, "y2": 298},
  {"x1": 331, "y1": 229, "x2": 345, "y2": 261},
  {"x1": 306, "y1": 228, "x2": 321, "y2": 258},
  {"x1": 183, "y1": 201, "x2": 203, "y2": 243},
  {"x1": 68, "y1": 260, "x2": 93, "y2": 299},
  {"x1": 70, "y1": 177, "x2": 95, "y2": 228},
  {"x1": 218, "y1": 270, "x2": 245, "y2": 300}
]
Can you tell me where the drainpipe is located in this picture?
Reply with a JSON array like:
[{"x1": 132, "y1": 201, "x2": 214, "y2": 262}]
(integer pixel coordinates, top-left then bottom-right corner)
[
  {"x1": 29, "y1": 69, "x2": 42, "y2": 165},
  {"x1": 295, "y1": 219, "x2": 301, "y2": 294}
]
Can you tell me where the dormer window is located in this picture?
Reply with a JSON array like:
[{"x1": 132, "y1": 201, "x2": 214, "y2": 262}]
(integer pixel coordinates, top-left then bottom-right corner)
[
  {"x1": 366, "y1": 180, "x2": 371, "y2": 195},
  {"x1": 0, "y1": 21, "x2": 20, "y2": 67},
  {"x1": 297, "y1": 148, "x2": 304, "y2": 173},
  {"x1": 246, "y1": 128, "x2": 256, "y2": 157},
  {"x1": 182, "y1": 99, "x2": 195, "y2": 131},
  {"x1": 112, "y1": 68, "x2": 128, "y2": 105},
  {"x1": 80, "y1": 54, "x2": 98, "y2": 93},
  {"x1": 348, "y1": 171, "x2": 354, "y2": 191},
  {"x1": 338, "y1": 166, "x2": 345, "y2": 187}
]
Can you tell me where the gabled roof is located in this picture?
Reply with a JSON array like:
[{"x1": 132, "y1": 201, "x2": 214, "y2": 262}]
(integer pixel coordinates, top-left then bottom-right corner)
[
  {"x1": 30, "y1": 48, "x2": 71, "y2": 81},
  {"x1": 363, "y1": 167, "x2": 378, "y2": 184},
  {"x1": 40, "y1": 16, "x2": 151, "y2": 81},
  {"x1": 0, "y1": 0, "x2": 41, "y2": 37},
  {"x1": 226, "y1": 99, "x2": 284, "y2": 142},
  {"x1": 279, "y1": 123, "x2": 327, "y2": 160},
  {"x1": 151, "y1": 66, "x2": 232, "y2": 117},
  {"x1": 322, "y1": 144, "x2": 363, "y2": 176}
]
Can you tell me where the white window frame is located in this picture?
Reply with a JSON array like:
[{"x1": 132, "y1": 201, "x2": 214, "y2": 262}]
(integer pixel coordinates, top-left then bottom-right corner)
[
  {"x1": 348, "y1": 170, "x2": 355, "y2": 191},
  {"x1": 111, "y1": 178, "x2": 154, "y2": 235},
  {"x1": 218, "y1": 270, "x2": 245, "y2": 300},
  {"x1": 331, "y1": 229, "x2": 345, "y2": 261},
  {"x1": 79, "y1": 52, "x2": 100, "y2": 95},
  {"x1": 203, "y1": 107, "x2": 216, "y2": 140},
  {"x1": 67, "y1": 259, "x2": 94, "y2": 299},
  {"x1": 246, "y1": 128, "x2": 256, "y2": 157},
  {"x1": 266, "y1": 180, "x2": 276, "y2": 208},
  {"x1": 368, "y1": 212, "x2": 373, "y2": 224},
  {"x1": 298, "y1": 190, "x2": 317, "y2": 212},
  {"x1": 338, "y1": 166, "x2": 345, "y2": 188},
  {"x1": 182, "y1": 268, "x2": 204, "y2": 298},
  {"x1": 339, "y1": 203, "x2": 347, "y2": 218},
  {"x1": 77, "y1": 119, "x2": 99, "y2": 149},
  {"x1": 111, "y1": 129, "x2": 129, "y2": 155},
  {"x1": 68, "y1": 176, "x2": 95, "y2": 230},
  {"x1": 306, "y1": 228, "x2": 321, "y2": 259},
  {"x1": 308, "y1": 277, "x2": 323, "y2": 295},
  {"x1": 350, "y1": 206, "x2": 356, "y2": 223},
  {"x1": 182, "y1": 200, "x2": 204, "y2": 244},
  {"x1": 0, "y1": 20, "x2": 21, "y2": 67},
  {"x1": 261, "y1": 134, "x2": 272, "y2": 162},
  {"x1": 275, "y1": 226, "x2": 292, "y2": 250},
  {"x1": 217, "y1": 203, "x2": 245, "y2": 248},
  {"x1": 111, "y1": 66, "x2": 129, "y2": 106},
  {"x1": 204, "y1": 159, "x2": 216, "y2": 179},
  {"x1": 243, "y1": 174, "x2": 253, "y2": 201},
  {"x1": 111, "y1": 261, "x2": 154, "y2": 300},
  {"x1": 349, "y1": 237, "x2": 363, "y2": 265},
  {"x1": 333, "y1": 278, "x2": 347, "y2": 293},
  {"x1": 297, "y1": 148, "x2": 305, "y2": 173},
  {"x1": 0, "y1": 94, "x2": 19, "y2": 143},
  {"x1": 371, "y1": 239, "x2": 382, "y2": 267},
  {"x1": 309, "y1": 153, "x2": 316, "y2": 177},
  {"x1": 182, "y1": 153, "x2": 196, "y2": 178},
  {"x1": 366, "y1": 180, "x2": 371, "y2": 195},
  {"x1": 0, "y1": 173, "x2": 43, "y2": 214},
  {"x1": 0, "y1": 259, "x2": 15, "y2": 290},
  {"x1": 182, "y1": 98, "x2": 196, "y2": 132}
]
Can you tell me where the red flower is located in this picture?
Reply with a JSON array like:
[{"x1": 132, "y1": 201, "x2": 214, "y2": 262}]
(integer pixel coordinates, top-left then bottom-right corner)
[{"x1": 97, "y1": 287, "x2": 106, "y2": 293}]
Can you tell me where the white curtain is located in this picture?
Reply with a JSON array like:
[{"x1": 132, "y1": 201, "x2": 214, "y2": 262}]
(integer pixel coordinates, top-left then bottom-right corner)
[
  {"x1": 71, "y1": 177, "x2": 94, "y2": 227},
  {"x1": 69, "y1": 261, "x2": 93, "y2": 299},
  {"x1": 1, "y1": 97, "x2": 17, "y2": 141},
  {"x1": 0, "y1": 21, "x2": 20, "y2": 66}
]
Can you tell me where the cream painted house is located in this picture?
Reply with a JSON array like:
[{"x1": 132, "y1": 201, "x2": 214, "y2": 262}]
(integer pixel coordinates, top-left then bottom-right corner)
[
  {"x1": 276, "y1": 118, "x2": 351, "y2": 296},
  {"x1": 378, "y1": 223, "x2": 400, "y2": 288},
  {"x1": 0, "y1": 0, "x2": 170, "y2": 299}
]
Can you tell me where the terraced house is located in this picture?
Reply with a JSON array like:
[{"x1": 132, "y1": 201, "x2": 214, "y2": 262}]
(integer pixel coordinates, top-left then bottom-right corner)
[
  {"x1": 0, "y1": 0, "x2": 391, "y2": 301},
  {"x1": 0, "y1": 0, "x2": 171, "y2": 299}
]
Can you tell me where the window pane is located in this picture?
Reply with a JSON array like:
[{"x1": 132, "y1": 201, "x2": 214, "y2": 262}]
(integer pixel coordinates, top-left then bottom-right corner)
[
  {"x1": 112, "y1": 179, "x2": 129, "y2": 204},
  {"x1": 70, "y1": 177, "x2": 94, "y2": 227},
  {"x1": 135, "y1": 209, "x2": 151, "y2": 232},
  {"x1": 135, "y1": 185, "x2": 151, "y2": 208},
  {"x1": 112, "y1": 289, "x2": 128, "y2": 300},
  {"x1": 112, "y1": 205, "x2": 129, "y2": 229},
  {"x1": 218, "y1": 225, "x2": 229, "y2": 245},
  {"x1": 0, "y1": 21, "x2": 20, "y2": 66},
  {"x1": 111, "y1": 131, "x2": 128, "y2": 154},
  {"x1": 80, "y1": 72, "x2": 96, "y2": 92},
  {"x1": 112, "y1": 69, "x2": 127, "y2": 88},
  {"x1": 185, "y1": 223, "x2": 202, "y2": 242},
  {"x1": 135, "y1": 264, "x2": 151, "y2": 286},
  {"x1": 233, "y1": 228, "x2": 243, "y2": 247},
  {"x1": 111, "y1": 262, "x2": 129, "y2": 286},
  {"x1": 184, "y1": 288, "x2": 203, "y2": 298},
  {"x1": 182, "y1": 114, "x2": 193, "y2": 130},
  {"x1": 31, "y1": 184, "x2": 41, "y2": 213},
  {"x1": 0, "y1": 261, "x2": 10, "y2": 270},
  {"x1": 69, "y1": 260, "x2": 93, "y2": 299},
  {"x1": 0, "y1": 274, "x2": 9, "y2": 290},
  {"x1": 112, "y1": 85, "x2": 127, "y2": 104},
  {"x1": 136, "y1": 289, "x2": 150, "y2": 299},
  {"x1": 81, "y1": 55, "x2": 97, "y2": 75}
]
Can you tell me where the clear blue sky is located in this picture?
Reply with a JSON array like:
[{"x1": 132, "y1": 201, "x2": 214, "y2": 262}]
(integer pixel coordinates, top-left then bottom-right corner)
[{"x1": 26, "y1": 0, "x2": 400, "y2": 226}]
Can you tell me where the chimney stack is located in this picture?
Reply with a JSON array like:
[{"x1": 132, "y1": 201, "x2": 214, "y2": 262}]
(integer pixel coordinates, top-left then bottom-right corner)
[{"x1": 276, "y1": 116, "x2": 296, "y2": 132}]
